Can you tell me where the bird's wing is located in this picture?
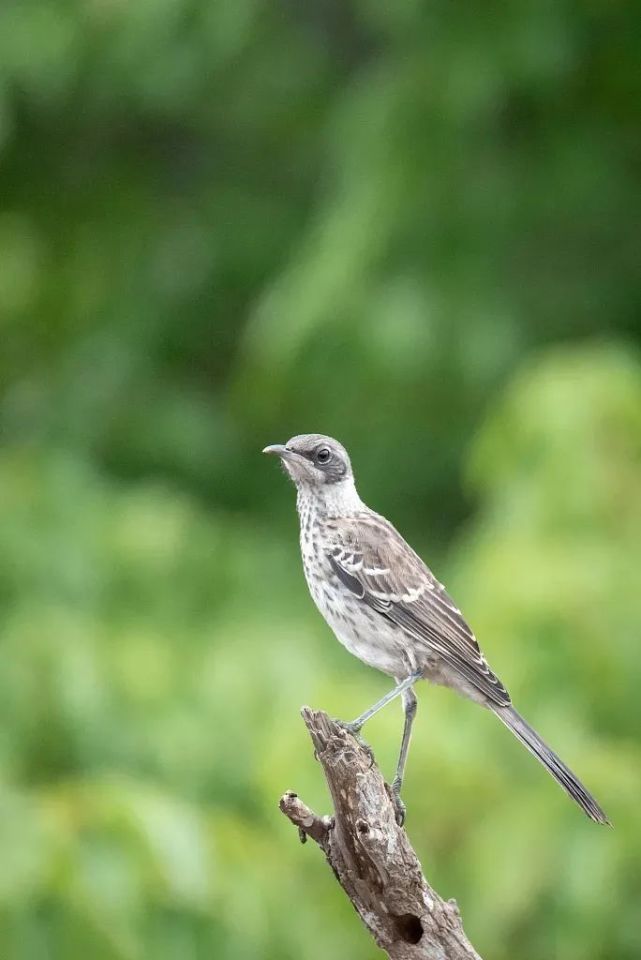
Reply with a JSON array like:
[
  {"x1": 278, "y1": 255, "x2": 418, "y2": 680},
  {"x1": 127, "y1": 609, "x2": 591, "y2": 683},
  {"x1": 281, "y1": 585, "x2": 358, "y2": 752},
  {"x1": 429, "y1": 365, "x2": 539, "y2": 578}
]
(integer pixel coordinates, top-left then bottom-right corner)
[{"x1": 327, "y1": 513, "x2": 510, "y2": 707}]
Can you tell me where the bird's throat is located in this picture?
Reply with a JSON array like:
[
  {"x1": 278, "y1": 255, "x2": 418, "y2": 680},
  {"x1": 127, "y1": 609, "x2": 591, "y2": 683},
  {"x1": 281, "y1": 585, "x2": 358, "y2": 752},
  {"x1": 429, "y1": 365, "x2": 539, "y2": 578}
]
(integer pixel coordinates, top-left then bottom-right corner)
[{"x1": 296, "y1": 477, "x2": 363, "y2": 523}]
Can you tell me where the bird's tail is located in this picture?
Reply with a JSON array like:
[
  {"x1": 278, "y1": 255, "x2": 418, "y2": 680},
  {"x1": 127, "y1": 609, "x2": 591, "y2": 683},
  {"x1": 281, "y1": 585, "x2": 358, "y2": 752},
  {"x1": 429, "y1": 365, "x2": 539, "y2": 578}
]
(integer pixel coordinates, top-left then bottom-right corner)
[{"x1": 491, "y1": 704, "x2": 611, "y2": 825}]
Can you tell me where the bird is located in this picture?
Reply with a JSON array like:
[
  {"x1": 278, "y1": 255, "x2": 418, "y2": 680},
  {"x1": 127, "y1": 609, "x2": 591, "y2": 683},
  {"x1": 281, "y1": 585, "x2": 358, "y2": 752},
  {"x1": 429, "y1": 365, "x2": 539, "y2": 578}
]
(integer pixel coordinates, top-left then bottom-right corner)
[{"x1": 263, "y1": 433, "x2": 610, "y2": 826}]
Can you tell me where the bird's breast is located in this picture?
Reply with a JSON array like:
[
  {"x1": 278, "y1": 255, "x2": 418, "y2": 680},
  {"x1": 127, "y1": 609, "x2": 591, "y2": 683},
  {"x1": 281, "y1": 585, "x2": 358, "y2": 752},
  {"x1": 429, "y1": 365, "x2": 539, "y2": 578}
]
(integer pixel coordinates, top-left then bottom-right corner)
[{"x1": 298, "y1": 525, "x2": 409, "y2": 678}]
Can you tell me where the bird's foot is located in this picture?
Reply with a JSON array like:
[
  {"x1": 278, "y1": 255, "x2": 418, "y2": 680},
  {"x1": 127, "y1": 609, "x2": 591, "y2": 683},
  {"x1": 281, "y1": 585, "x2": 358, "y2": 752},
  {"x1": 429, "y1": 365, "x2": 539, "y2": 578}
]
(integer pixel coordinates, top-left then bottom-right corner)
[
  {"x1": 389, "y1": 778, "x2": 406, "y2": 827},
  {"x1": 333, "y1": 719, "x2": 375, "y2": 766},
  {"x1": 335, "y1": 718, "x2": 362, "y2": 737}
]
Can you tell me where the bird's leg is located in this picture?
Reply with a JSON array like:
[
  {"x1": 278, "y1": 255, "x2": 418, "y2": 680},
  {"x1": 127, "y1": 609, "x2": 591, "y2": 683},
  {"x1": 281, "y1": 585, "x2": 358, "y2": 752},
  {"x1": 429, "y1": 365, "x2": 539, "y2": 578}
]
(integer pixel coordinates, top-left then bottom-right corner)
[
  {"x1": 389, "y1": 687, "x2": 418, "y2": 826},
  {"x1": 340, "y1": 671, "x2": 422, "y2": 735}
]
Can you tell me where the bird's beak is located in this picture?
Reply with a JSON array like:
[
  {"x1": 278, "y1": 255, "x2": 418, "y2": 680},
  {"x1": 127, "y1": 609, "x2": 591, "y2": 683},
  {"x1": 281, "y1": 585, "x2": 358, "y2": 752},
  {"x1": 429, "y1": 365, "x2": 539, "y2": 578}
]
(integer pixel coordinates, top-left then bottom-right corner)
[{"x1": 262, "y1": 443, "x2": 290, "y2": 458}]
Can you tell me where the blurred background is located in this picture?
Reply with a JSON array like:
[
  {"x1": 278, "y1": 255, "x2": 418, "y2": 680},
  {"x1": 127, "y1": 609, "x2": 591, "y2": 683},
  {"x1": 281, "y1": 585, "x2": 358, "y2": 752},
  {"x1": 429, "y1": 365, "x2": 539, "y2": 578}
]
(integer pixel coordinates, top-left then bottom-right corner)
[{"x1": 1, "y1": 2, "x2": 640, "y2": 958}]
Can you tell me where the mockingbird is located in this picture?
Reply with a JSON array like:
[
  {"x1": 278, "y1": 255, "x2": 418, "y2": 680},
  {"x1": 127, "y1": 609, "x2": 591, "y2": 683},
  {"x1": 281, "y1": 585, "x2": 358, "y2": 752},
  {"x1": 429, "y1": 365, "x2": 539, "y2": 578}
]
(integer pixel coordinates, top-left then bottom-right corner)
[{"x1": 264, "y1": 433, "x2": 609, "y2": 826}]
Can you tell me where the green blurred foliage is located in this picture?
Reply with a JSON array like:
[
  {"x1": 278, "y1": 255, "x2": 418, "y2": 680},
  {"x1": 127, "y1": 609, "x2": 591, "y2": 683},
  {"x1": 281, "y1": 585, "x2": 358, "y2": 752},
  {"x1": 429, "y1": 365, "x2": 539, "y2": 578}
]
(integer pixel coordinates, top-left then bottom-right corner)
[{"x1": 1, "y1": 1, "x2": 640, "y2": 958}]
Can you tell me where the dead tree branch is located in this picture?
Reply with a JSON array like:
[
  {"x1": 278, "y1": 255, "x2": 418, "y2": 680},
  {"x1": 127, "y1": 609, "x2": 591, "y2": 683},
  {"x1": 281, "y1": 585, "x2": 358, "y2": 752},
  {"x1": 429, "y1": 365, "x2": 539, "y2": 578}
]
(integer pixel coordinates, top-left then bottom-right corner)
[{"x1": 279, "y1": 707, "x2": 482, "y2": 960}]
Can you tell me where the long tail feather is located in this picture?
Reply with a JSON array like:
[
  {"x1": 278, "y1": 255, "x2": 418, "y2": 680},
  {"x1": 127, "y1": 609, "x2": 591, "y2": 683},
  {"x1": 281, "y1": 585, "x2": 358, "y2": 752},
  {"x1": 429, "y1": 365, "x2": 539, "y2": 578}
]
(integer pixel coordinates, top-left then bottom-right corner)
[{"x1": 491, "y1": 704, "x2": 611, "y2": 825}]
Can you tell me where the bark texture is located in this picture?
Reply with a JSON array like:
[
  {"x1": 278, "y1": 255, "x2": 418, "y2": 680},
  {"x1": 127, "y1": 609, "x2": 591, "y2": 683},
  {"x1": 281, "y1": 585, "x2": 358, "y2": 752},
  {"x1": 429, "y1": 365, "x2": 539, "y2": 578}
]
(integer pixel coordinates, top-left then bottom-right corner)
[{"x1": 279, "y1": 708, "x2": 482, "y2": 960}]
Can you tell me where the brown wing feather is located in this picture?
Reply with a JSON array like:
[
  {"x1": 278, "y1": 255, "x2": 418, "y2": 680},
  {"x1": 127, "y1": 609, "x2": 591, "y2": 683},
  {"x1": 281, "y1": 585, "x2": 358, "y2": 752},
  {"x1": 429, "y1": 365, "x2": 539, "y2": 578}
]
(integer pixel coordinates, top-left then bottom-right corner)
[{"x1": 328, "y1": 513, "x2": 511, "y2": 707}]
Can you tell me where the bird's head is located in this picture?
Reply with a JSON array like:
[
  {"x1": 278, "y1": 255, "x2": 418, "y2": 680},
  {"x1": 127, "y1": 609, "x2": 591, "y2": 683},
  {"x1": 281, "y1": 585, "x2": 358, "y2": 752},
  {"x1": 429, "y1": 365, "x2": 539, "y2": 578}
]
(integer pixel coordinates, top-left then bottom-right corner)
[{"x1": 262, "y1": 434, "x2": 353, "y2": 489}]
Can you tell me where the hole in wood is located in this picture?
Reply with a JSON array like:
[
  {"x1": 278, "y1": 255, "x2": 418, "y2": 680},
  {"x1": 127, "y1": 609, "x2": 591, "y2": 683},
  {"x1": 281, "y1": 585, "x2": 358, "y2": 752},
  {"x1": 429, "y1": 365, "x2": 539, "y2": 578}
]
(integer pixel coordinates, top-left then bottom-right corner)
[{"x1": 393, "y1": 913, "x2": 423, "y2": 944}]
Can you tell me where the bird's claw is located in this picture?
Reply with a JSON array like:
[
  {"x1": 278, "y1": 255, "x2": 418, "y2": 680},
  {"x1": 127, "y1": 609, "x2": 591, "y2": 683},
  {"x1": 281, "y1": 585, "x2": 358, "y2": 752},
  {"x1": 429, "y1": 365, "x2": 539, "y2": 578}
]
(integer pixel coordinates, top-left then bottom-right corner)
[
  {"x1": 334, "y1": 719, "x2": 375, "y2": 766},
  {"x1": 334, "y1": 718, "x2": 361, "y2": 736},
  {"x1": 390, "y1": 780, "x2": 406, "y2": 827}
]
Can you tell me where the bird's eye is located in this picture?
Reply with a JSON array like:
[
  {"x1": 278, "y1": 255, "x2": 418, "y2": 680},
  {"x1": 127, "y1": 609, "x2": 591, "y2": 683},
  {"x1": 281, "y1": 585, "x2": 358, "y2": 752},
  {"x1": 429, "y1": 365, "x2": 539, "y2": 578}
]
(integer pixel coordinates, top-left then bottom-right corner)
[{"x1": 316, "y1": 447, "x2": 332, "y2": 464}]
